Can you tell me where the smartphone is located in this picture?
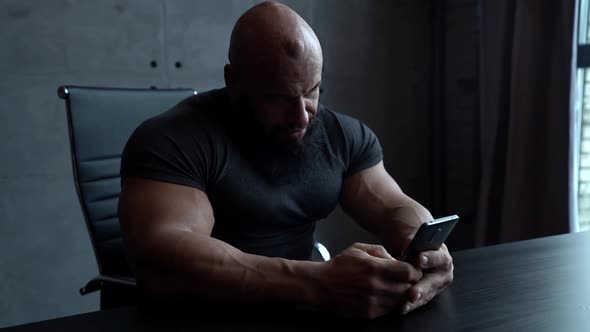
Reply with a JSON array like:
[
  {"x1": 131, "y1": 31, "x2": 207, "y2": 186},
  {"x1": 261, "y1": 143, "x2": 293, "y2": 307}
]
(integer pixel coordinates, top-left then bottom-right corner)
[{"x1": 402, "y1": 215, "x2": 459, "y2": 263}]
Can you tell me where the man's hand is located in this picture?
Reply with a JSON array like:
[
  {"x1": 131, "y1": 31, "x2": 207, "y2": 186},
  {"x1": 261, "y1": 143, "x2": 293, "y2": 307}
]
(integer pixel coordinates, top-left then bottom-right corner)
[
  {"x1": 316, "y1": 243, "x2": 422, "y2": 319},
  {"x1": 399, "y1": 244, "x2": 454, "y2": 315}
]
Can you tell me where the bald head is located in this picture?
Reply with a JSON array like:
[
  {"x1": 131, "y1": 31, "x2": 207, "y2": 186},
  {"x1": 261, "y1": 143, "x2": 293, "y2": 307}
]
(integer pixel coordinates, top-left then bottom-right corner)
[
  {"x1": 225, "y1": 2, "x2": 324, "y2": 147},
  {"x1": 228, "y1": 1, "x2": 322, "y2": 69}
]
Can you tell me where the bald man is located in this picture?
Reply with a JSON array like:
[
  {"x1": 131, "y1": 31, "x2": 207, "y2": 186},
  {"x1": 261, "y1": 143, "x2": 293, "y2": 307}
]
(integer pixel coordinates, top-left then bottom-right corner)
[{"x1": 119, "y1": 1, "x2": 453, "y2": 319}]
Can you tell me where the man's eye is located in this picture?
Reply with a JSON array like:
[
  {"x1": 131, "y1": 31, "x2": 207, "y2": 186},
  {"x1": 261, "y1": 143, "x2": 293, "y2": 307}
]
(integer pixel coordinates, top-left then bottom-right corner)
[
  {"x1": 306, "y1": 87, "x2": 320, "y2": 98},
  {"x1": 306, "y1": 90, "x2": 319, "y2": 98}
]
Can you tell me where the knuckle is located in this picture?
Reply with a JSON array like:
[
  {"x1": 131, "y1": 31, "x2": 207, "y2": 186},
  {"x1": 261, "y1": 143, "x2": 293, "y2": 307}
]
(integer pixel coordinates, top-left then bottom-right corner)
[
  {"x1": 439, "y1": 272, "x2": 454, "y2": 289},
  {"x1": 446, "y1": 257, "x2": 454, "y2": 270},
  {"x1": 376, "y1": 245, "x2": 386, "y2": 252},
  {"x1": 446, "y1": 262, "x2": 453, "y2": 271}
]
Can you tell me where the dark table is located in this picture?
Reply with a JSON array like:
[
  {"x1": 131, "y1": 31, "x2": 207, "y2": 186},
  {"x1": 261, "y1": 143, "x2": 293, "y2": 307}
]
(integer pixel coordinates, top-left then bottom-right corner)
[{"x1": 5, "y1": 231, "x2": 590, "y2": 331}]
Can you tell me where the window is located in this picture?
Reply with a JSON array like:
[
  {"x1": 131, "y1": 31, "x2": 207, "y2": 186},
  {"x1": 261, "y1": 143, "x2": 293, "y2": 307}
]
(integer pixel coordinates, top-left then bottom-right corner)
[{"x1": 576, "y1": 0, "x2": 590, "y2": 231}]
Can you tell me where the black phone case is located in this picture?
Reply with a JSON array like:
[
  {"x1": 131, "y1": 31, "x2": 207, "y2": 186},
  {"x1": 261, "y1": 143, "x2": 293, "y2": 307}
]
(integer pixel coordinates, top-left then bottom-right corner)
[{"x1": 403, "y1": 215, "x2": 459, "y2": 263}]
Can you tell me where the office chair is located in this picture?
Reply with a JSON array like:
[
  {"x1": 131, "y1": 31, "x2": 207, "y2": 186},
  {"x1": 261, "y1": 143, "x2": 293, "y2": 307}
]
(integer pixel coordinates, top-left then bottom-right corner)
[
  {"x1": 58, "y1": 85, "x2": 331, "y2": 309},
  {"x1": 58, "y1": 86, "x2": 197, "y2": 308}
]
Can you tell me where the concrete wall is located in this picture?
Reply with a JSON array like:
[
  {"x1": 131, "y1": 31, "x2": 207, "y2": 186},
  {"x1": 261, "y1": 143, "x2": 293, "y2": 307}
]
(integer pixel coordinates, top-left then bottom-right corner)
[{"x1": 0, "y1": 0, "x2": 436, "y2": 327}]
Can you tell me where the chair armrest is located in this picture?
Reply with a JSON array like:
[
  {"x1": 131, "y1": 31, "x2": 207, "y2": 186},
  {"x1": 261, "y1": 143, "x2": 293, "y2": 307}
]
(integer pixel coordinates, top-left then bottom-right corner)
[
  {"x1": 80, "y1": 275, "x2": 137, "y2": 295},
  {"x1": 313, "y1": 242, "x2": 331, "y2": 262}
]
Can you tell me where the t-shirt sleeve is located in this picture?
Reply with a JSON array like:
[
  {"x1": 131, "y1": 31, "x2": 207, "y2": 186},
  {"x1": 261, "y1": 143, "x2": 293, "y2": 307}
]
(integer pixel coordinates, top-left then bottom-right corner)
[
  {"x1": 336, "y1": 112, "x2": 383, "y2": 177},
  {"x1": 120, "y1": 118, "x2": 210, "y2": 191}
]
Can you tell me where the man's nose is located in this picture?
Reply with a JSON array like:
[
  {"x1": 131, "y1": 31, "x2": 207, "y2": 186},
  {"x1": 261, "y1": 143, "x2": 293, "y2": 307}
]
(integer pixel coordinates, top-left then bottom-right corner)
[{"x1": 287, "y1": 96, "x2": 308, "y2": 129}]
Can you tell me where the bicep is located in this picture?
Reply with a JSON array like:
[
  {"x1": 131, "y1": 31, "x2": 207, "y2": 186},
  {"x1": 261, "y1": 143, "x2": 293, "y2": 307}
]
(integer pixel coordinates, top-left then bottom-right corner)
[
  {"x1": 340, "y1": 162, "x2": 430, "y2": 234},
  {"x1": 118, "y1": 177, "x2": 215, "y2": 261},
  {"x1": 340, "y1": 162, "x2": 402, "y2": 226}
]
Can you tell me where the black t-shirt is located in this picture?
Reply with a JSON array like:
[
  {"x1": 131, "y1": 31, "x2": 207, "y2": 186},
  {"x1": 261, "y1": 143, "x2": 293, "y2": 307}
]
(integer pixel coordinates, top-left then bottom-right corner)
[{"x1": 120, "y1": 88, "x2": 382, "y2": 260}]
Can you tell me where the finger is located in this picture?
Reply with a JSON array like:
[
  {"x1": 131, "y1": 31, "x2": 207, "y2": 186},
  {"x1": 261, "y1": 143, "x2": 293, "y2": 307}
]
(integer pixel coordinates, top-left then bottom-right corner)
[
  {"x1": 370, "y1": 279, "x2": 414, "y2": 298},
  {"x1": 401, "y1": 270, "x2": 453, "y2": 314},
  {"x1": 414, "y1": 267, "x2": 453, "y2": 294},
  {"x1": 378, "y1": 260, "x2": 423, "y2": 283},
  {"x1": 347, "y1": 244, "x2": 423, "y2": 282},
  {"x1": 404, "y1": 275, "x2": 441, "y2": 313},
  {"x1": 400, "y1": 290, "x2": 432, "y2": 315},
  {"x1": 418, "y1": 244, "x2": 452, "y2": 270},
  {"x1": 399, "y1": 288, "x2": 430, "y2": 315},
  {"x1": 350, "y1": 243, "x2": 395, "y2": 260}
]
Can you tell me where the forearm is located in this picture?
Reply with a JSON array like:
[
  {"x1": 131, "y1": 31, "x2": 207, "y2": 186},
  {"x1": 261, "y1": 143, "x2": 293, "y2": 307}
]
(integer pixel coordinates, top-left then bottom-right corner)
[
  {"x1": 132, "y1": 228, "x2": 324, "y2": 305},
  {"x1": 349, "y1": 194, "x2": 431, "y2": 256},
  {"x1": 378, "y1": 197, "x2": 433, "y2": 256},
  {"x1": 341, "y1": 163, "x2": 433, "y2": 257}
]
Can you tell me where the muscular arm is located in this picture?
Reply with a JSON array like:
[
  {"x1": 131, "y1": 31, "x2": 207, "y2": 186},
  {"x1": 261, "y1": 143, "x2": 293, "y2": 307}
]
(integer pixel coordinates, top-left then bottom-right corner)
[
  {"x1": 118, "y1": 177, "x2": 320, "y2": 304},
  {"x1": 340, "y1": 161, "x2": 433, "y2": 257},
  {"x1": 118, "y1": 177, "x2": 421, "y2": 318},
  {"x1": 340, "y1": 161, "x2": 454, "y2": 315}
]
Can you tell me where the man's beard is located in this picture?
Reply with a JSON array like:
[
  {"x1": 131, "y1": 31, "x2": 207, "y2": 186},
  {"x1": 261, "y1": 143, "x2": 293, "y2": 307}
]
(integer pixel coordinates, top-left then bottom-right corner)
[
  {"x1": 231, "y1": 100, "x2": 327, "y2": 186},
  {"x1": 257, "y1": 116, "x2": 326, "y2": 185}
]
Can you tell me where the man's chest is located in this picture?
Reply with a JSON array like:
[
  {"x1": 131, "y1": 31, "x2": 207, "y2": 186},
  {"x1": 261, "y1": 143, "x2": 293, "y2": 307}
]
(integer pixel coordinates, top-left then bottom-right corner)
[{"x1": 206, "y1": 145, "x2": 345, "y2": 233}]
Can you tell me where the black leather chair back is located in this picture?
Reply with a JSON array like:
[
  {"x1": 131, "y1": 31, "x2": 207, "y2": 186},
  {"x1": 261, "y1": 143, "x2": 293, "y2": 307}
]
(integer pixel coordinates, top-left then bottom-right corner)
[{"x1": 58, "y1": 86, "x2": 196, "y2": 278}]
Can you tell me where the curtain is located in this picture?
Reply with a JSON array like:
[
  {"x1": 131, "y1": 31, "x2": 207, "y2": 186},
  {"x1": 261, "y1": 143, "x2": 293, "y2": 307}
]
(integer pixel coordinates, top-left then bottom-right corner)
[{"x1": 476, "y1": 0, "x2": 578, "y2": 246}]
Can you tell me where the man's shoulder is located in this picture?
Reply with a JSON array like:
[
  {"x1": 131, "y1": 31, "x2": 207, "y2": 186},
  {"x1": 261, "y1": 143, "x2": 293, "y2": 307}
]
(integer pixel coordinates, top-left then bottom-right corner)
[
  {"x1": 318, "y1": 104, "x2": 368, "y2": 134},
  {"x1": 186, "y1": 88, "x2": 230, "y2": 111},
  {"x1": 317, "y1": 104, "x2": 382, "y2": 176},
  {"x1": 120, "y1": 88, "x2": 230, "y2": 190},
  {"x1": 157, "y1": 87, "x2": 228, "y2": 121},
  {"x1": 124, "y1": 88, "x2": 231, "y2": 158},
  {"x1": 138, "y1": 88, "x2": 229, "y2": 133}
]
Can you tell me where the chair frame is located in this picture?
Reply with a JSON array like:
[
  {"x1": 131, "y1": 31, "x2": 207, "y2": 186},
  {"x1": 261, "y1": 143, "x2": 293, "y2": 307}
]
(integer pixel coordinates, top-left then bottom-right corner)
[{"x1": 58, "y1": 86, "x2": 197, "y2": 296}]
